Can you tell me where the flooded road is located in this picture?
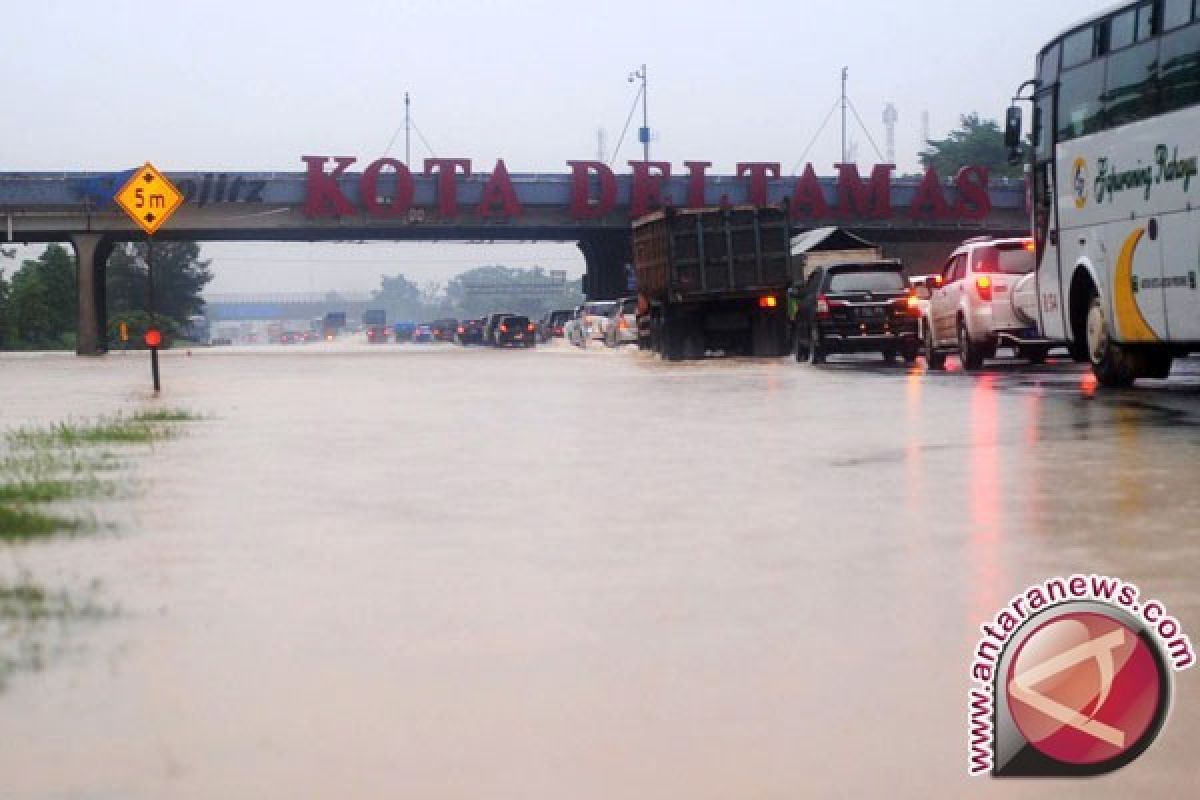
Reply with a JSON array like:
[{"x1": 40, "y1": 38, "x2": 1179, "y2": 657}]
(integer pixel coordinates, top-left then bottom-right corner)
[{"x1": 2, "y1": 343, "x2": 1199, "y2": 798}]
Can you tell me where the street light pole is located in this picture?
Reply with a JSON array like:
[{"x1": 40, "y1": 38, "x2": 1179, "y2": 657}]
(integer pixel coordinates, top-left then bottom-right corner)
[
  {"x1": 404, "y1": 91, "x2": 411, "y2": 166},
  {"x1": 629, "y1": 64, "x2": 649, "y2": 162}
]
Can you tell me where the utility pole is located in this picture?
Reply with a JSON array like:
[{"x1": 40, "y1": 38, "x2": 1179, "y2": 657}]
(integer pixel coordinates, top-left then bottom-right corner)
[
  {"x1": 630, "y1": 64, "x2": 649, "y2": 162},
  {"x1": 404, "y1": 92, "x2": 411, "y2": 166},
  {"x1": 841, "y1": 67, "x2": 848, "y2": 164}
]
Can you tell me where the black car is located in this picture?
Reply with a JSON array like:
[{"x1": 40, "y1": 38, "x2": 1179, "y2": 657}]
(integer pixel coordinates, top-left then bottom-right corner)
[
  {"x1": 790, "y1": 261, "x2": 920, "y2": 364},
  {"x1": 482, "y1": 312, "x2": 516, "y2": 346},
  {"x1": 538, "y1": 309, "x2": 574, "y2": 342},
  {"x1": 493, "y1": 315, "x2": 536, "y2": 347},
  {"x1": 455, "y1": 318, "x2": 485, "y2": 345}
]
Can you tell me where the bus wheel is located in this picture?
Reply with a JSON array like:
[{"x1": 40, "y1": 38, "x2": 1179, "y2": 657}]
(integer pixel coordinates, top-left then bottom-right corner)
[{"x1": 1085, "y1": 295, "x2": 1136, "y2": 387}]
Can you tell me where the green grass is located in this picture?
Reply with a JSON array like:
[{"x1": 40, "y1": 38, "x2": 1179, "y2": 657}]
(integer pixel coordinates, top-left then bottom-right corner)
[
  {"x1": 0, "y1": 505, "x2": 80, "y2": 540},
  {"x1": 0, "y1": 577, "x2": 116, "y2": 691},
  {"x1": 5, "y1": 408, "x2": 200, "y2": 449}
]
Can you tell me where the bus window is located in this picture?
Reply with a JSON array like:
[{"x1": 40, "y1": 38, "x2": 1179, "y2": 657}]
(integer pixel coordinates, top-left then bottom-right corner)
[
  {"x1": 1034, "y1": 95, "x2": 1054, "y2": 160},
  {"x1": 1058, "y1": 60, "x2": 1106, "y2": 139},
  {"x1": 1038, "y1": 42, "x2": 1061, "y2": 87},
  {"x1": 1106, "y1": 39, "x2": 1161, "y2": 125},
  {"x1": 1063, "y1": 26, "x2": 1097, "y2": 68},
  {"x1": 1110, "y1": 9, "x2": 1137, "y2": 50},
  {"x1": 1136, "y1": 3, "x2": 1155, "y2": 40},
  {"x1": 1162, "y1": 0, "x2": 1193, "y2": 31},
  {"x1": 1160, "y1": 23, "x2": 1200, "y2": 111}
]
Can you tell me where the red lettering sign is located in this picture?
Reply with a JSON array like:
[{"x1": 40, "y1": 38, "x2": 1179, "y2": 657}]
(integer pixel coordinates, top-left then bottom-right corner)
[
  {"x1": 835, "y1": 163, "x2": 894, "y2": 219},
  {"x1": 684, "y1": 161, "x2": 711, "y2": 208},
  {"x1": 424, "y1": 158, "x2": 471, "y2": 217},
  {"x1": 790, "y1": 164, "x2": 830, "y2": 220},
  {"x1": 567, "y1": 161, "x2": 617, "y2": 219},
  {"x1": 302, "y1": 155, "x2": 356, "y2": 217},
  {"x1": 954, "y1": 166, "x2": 991, "y2": 220},
  {"x1": 361, "y1": 158, "x2": 414, "y2": 218},
  {"x1": 479, "y1": 159, "x2": 521, "y2": 218},
  {"x1": 909, "y1": 166, "x2": 950, "y2": 220},
  {"x1": 737, "y1": 162, "x2": 780, "y2": 206},
  {"x1": 628, "y1": 161, "x2": 671, "y2": 218}
]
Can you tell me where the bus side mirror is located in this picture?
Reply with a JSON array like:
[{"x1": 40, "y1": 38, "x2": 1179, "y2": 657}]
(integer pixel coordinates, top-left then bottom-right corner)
[{"x1": 1004, "y1": 106, "x2": 1023, "y2": 164}]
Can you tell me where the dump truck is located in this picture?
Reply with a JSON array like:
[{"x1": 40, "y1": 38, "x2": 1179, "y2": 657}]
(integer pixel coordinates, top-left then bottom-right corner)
[
  {"x1": 362, "y1": 309, "x2": 388, "y2": 343},
  {"x1": 634, "y1": 206, "x2": 793, "y2": 360}
]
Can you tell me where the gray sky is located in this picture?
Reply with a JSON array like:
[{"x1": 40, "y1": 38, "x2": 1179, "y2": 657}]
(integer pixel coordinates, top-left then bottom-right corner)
[{"x1": 1, "y1": 0, "x2": 1104, "y2": 293}]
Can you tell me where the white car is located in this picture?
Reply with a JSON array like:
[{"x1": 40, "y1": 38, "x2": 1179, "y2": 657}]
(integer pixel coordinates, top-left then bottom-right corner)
[
  {"x1": 923, "y1": 236, "x2": 1057, "y2": 370},
  {"x1": 604, "y1": 297, "x2": 638, "y2": 347},
  {"x1": 581, "y1": 301, "x2": 617, "y2": 341}
]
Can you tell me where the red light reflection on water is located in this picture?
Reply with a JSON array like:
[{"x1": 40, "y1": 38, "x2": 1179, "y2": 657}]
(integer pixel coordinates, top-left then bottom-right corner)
[{"x1": 968, "y1": 374, "x2": 1005, "y2": 622}]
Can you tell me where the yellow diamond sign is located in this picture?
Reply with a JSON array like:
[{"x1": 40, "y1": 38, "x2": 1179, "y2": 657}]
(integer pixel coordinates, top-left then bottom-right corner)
[{"x1": 115, "y1": 163, "x2": 184, "y2": 235}]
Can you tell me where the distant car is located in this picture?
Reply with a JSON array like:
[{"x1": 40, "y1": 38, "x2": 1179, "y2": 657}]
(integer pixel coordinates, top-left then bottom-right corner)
[
  {"x1": 279, "y1": 331, "x2": 304, "y2": 345},
  {"x1": 456, "y1": 318, "x2": 485, "y2": 345},
  {"x1": 923, "y1": 236, "x2": 1055, "y2": 370},
  {"x1": 303, "y1": 331, "x2": 320, "y2": 343},
  {"x1": 582, "y1": 301, "x2": 617, "y2": 341},
  {"x1": 493, "y1": 315, "x2": 536, "y2": 347},
  {"x1": 482, "y1": 312, "x2": 516, "y2": 346},
  {"x1": 413, "y1": 324, "x2": 435, "y2": 343},
  {"x1": 430, "y1": 318, "x2": 458, "y2": 342},
  {"x1": 538, "y1": 309, "x2": 574, "y2": 342},
  {"x1": 604, "y1": 297, "x2": 638, "y2": 347},
  {"x1": 393, "y1": 321, "x2": 417, "y2": 342},
  {"x1": 365, "y1": 325, "x2": 389, "y2": 343},
  {"x1": 790, "y1": 260, "x2": 921, "y2": 365}
]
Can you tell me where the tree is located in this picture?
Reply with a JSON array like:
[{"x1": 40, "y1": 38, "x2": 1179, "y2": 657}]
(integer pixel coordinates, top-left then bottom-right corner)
[
  {"x1": 6, "y1": 244, "x2": 77, "y2": 348},
  {"x1": 0, "y1": 267, "x2": 12, "y2": 347},
  {"x1": 444, "y1": 265, "x2": 584, "y2": 320},
  {"x1": 106, "y1": 241, "x2": 212, "y2": 322},
  {"x1": 919, "y1": 113, "x2": 1023, "y2": 181},
  {"x1": 372, "y1": 273, "x2": 424, "y2": 321}
]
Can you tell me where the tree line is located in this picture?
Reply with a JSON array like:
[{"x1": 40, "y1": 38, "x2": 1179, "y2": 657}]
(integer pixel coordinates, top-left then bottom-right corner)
[{"x1": 0, "y1": 242, "x2": 212, "y2": 350}]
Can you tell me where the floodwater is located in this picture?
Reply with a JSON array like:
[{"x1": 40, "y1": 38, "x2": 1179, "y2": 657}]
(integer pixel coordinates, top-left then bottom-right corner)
[{"x1": 2, "y1": 342, "x2": 1199, "y2": 799}]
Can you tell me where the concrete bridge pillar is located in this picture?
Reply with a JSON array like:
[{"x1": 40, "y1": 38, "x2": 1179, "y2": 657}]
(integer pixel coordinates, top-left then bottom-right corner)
[
  {"x1": 71, "y1": 233, "x2": 113, "y2": 356},
  {"x1": 577, "y1": 232, "x2": 633, "y2": 300}
]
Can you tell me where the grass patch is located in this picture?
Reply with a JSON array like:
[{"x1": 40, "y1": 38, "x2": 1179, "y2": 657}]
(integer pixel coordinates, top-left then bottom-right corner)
[
  {"x1": 4, "y1": 408, "x2": 199, "y2": 449},
  {"x1": 0, "y1": 505, "x2": 81, "y2": 540}
]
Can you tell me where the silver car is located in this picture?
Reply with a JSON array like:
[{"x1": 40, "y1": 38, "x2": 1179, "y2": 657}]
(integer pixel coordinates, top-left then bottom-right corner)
[{"x1": 604, "y1": 297, "x2": 638, "y2": 347}]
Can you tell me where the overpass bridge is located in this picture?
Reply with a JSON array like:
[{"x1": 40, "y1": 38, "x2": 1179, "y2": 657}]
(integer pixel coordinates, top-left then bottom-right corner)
[{"x1": 0, "y1": 158, "x2": 1028, "y2": 354}]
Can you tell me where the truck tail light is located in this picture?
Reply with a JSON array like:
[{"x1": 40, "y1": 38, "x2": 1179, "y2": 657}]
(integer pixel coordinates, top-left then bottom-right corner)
[
  {"x1": 759, "y1": 295, "x2": 778, "y2": 308},
  {"x1": 976, "y1": 276, "x2": 993, "y2": 302}
]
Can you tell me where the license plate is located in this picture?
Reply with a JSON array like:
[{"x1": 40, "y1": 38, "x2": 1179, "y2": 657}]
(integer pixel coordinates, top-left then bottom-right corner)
[{"x1": 856, "y1": 307, "x2": 884, "y2": 318}]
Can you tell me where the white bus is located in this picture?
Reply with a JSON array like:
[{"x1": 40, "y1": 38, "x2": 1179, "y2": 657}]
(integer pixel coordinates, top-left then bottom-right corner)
[{"x1": 1006, "y1": 0, "x2": 1200, "y2": 385}]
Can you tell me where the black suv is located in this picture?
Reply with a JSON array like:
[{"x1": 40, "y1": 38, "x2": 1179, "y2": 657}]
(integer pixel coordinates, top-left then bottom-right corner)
[
  {"x1": 455, "y1": 318, "x2": 485, "y2": 345},
  {"x1": 538, "y1": 309, "x2": 573, "y2": 342},
  {"x1": 494, "y1": 315, "x2": 536, "y2": 347},
  {"x1": 790, "y1": 261, "x2": 920, "y2": 364}
]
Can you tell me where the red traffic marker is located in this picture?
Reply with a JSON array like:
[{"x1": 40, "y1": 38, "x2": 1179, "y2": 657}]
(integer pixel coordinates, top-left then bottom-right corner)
[{"x1": 144, "y1": 328, "x2": 163, "y2": 348}]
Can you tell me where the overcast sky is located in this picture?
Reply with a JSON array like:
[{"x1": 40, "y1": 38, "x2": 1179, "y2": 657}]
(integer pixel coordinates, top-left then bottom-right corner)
[{"x1": 1, "y1": 0, "x2": 1105, "y2": 293}]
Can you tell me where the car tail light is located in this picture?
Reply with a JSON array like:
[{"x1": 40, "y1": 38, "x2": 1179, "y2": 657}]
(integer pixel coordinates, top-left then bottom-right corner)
[
  {"x1": 499, "y1": 324, "x2": 508, "y2": 333},
  {"x1": 976, "y1": 276, "x2": 993, "y2": 302},
  {"x1": 816, "y1": 295, "x2": 846, "y2": 319},
  {"x1": 759, "y1": 295, "x2": 778, "y2": 308},
  {"x1": 527, "y1": 323, "x2": 536, "y2": 332},
  {"x1": 1023, "y1": 240, "x2": 1035, "y2": 252},
  {"x1": 933, "y1": 275, "x2": 943, "y2": 288},
  {"x1": 457, "y1": 326, "x2": 465, "y2": 334}
]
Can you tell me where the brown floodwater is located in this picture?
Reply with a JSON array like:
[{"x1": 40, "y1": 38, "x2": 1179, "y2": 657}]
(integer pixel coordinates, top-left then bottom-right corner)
[{"x1": 1, "y1": 342, "x2": 1198, "y2": 798}]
